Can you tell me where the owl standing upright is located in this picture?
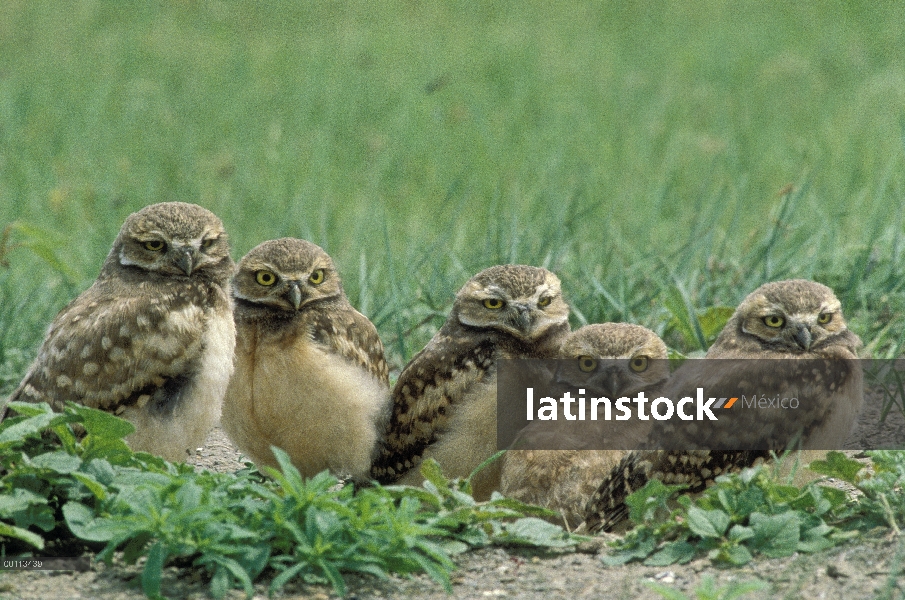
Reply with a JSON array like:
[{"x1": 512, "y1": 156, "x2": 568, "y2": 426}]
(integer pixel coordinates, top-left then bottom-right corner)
[
  {"x1": 220, "y1": 238, "x2": 390, "y2": 481},
  {"x1": 500, "y1": 323, "x2": 669, "y2": 528},
  {"x1": 370, "y1": 264, "x2": 570, "y2": 499},
  {"x1": 1, "y1": 202, "x2": 236, "y2": 462},
  {"x1": 584, "y1": 279, "x2": 863, "y2": 532}
]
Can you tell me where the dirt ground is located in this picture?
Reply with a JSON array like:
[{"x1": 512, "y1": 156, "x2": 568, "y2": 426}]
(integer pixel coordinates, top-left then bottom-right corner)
[{"x1": 2, "y1": 387, "x2": 905, "y2": 600}]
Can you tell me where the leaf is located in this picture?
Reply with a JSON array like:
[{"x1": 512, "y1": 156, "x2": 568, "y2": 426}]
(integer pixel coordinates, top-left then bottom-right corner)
[
  {"x1": 728, "y1": 524, "x2": 754, "y2": 542},
  {"x1": 494, "y1": 517, "x2": 575, "y2": 548},
  {"x1": 625, "y1": 479, "x2": 686, "y2": 524},
  {"x1": 411, "y1": 552, "x2": 452, "y2": 593},
  {"x1": 0, "y1": 488, "x2": 49, "y2": 515},
  {"x1": 601, "y1": 528, "x2": 659, "y2": 565},
  {"x1": 687, "y1": 507, "x2": 729, "y2": 538},
  {"x1": 467, "y1": 450, "x2": 506, "y2": 483},
  {"x1": 80, "y1": 435, "x2": 135, "y2": 464},
  {"x1": 83, "y1": 459, "x2": 117, "y2": 486},
  {"x1": 486, "y1": 495, "x2": 560, "y2": 518},
  {"x1": 3, "y1": 401, "x2": 54, "y2": 418},
  {"x1": 69, "y1": 404, "x2": 135, "y2": 439},
  {"x1": 808, "y1": 451, "x2": 865, "y2": 484},
  {"x1": 317, "y1": 559, "x2": 347, "y2": 598},
  {"x1": 210, "y1": 565, "x2": 230, "y2": 600},
  {"x1": 63, "y1": 502, "x2": 124, "y2": 542},
  {"x1": 174, "y1": 480, "x2": 203, "y2": 510},
  {"x1": 0, "y1": 521, "x2": 45, "y2": 549},
  {"x1": 419, "y1": 458, "x2": 449, "y2": 489},
  {"x1": 0, "y1": 410, "x2": 57, "y2": 442},
  {"x1": 269, "y1": 562, "x2": 308, "y2": 595},
  {"x1": 206, "y1": 555, "x2": 254, "y2": 599},
  {"x1": 31, "y1": 451, "x2": 82, "y2": 474},
  {"x1": 644, "y1": 541, "x2": 696, "y2": 566},
  {"x1": 749, "y1": 512, "x2": 800, "y2": 558},
  {"x1": 722, "y1": 543, "x2": 754, "y2": 566},
  {"x1": 142, "y1": 542, "x2": 167, "y2": 600},
  {"x1": 266, "y1": 446, "x2": 305, "y2": 488}
]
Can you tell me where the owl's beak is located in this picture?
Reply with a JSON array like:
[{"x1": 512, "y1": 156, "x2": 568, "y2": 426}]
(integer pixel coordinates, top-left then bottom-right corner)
[
  {"x1": 553, "y1": 362, "x2": 567, "y2": 385},
  {"x1": 286, "y1": 282, "x2": 303, "y2": 310},
  {"x1": 511, "y1": 303, "x2": 533, "y2": 334},
  {"x1": 793, "y1": 324, "x2": 812, "y2": 350},
  {"x1": 582, "y1": 365, "x2": 624, "y2": 398},
  {"x1": 175, "y1": 248, "x2": 195, "y2": 276},
  {"x1": 599, "y1": 366, "x2": 625, "y2": 398}
]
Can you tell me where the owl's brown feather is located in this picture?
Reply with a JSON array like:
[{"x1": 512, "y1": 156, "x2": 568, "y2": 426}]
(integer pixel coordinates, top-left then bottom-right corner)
[
  {"x1": 370, "y1": 264, "x2": 570, "y2": 499},
  {"x1": 3, "y1": 202, "x2": 235, "y2": 461},
  {"x1": 583, "y1": 279, "x2": 864, "y2": 533},
  {"x1": 500, "y1": 323, "x2": 669, "y2": 528},
  {"x1": 221, "y1": 238, "x2": 390, "y2": 481}
]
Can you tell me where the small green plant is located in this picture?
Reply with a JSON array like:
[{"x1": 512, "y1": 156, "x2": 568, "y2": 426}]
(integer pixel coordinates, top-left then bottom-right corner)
[
  {"x1": 0, "y1": 402, "x2": 580, "y2": 599},
  {"x1": 603, "y1": 453, "x2": 855, "y2": 568},
  {"x1": 646, "y1": 574, "x2": 768, "y2": 600},
  {"x1": 810, "y1": 450, "x2": 905, "y2": 533}
]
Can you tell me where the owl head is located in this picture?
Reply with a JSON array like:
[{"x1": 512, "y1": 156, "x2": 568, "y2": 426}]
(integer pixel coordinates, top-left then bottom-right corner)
[
  {"x1": 106, "y1": 202, "x2": 232, "y2": 281},
  {"x1": 720, "y1": 279, "x2": 857, "y2": 354},
  {"x1": 452, "y1": 264, "x2": 569, "y2": 342},
  {"x1": 555, "y1": 323, "x2": 669, "y2": 398},
  {"x1": 232, "y1": 238, "x2": 343, "y2": 313}
]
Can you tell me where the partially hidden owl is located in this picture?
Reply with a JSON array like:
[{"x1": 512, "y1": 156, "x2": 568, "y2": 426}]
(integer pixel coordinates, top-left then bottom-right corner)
[
  {"x1": 1, "y1": 202, "x2": 236, "y2": 462},
  {"x1": 584, "y1": 279, "x2": 863, "y2": 532},
  {"x1": 370, "y1": 264, "x2": 570, "y2": 500},
  {"x1": 220, "y1": 238, "x2": 390, "y2": 481},
  {"x1": 500, "y1": 323, "x2": 669, "y2": 528}
]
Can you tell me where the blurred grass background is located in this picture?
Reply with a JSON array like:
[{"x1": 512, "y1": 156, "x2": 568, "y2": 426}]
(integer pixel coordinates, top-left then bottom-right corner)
[{"x1": 0, "y1": 0, "x2": 903, "y2": 389}]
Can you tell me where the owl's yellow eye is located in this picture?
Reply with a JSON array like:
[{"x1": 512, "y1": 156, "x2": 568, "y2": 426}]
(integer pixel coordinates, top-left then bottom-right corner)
[
  {"x1": 200, "y1": 238, "x2": 215, "y2": 249},
  {"x1": 308, "y1": 269, "x2": 325, "y2": 285},
  {"x1": 817, "y1": 312, "x2": 832, "y2": 325},
  {"x1": 483, "y1": 298, "x2": 504, "y2": 310},
  {"x1": 143, "y1": 240, "x2": 165, "y2": 252},
  {"x1": 255, "y1": 270, "x2": 277, "y2": 286},
  {"x1": 630, "y1": 356, "x2": 649, "y2": 373},
  {"x1": 578, "y1": 356, "x2": 597, "y2": 372},
  {"x1": 763, "y1": 315, "x2": 785, "y2": 328},
  {"x1": 537, "y1": 296, "x2": 552, "y2": 308}
]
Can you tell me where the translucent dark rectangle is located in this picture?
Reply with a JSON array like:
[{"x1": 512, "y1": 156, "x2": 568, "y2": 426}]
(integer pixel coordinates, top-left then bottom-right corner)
[
  {"x1": 0, "y1": 556, "x2": 91, "y2": 571},
  {"x1": 496, "y1": 359, "x2": 904, "y2": 451}
]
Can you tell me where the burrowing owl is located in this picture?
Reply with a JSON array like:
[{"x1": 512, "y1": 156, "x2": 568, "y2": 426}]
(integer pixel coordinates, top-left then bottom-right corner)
[
  {"x1": 220, "y1": 238, "x2": 390, "y2": 481},
  {"x1": 1, "y1": 202, "x2": 235, "y2": 462},
  {"x1": 370, "y1": 264, "x2": 570, "y2": 499},
  {"x1": 500, "y1": 323, "x2": 669, "y2": 528},
  {"x1": 584, "y1": 279, "x2": 863, "y2": 532}
]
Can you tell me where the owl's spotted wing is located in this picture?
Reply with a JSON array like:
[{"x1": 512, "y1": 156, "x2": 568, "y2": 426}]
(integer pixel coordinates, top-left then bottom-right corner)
[
  {"x1": 6, "y1": 278, "x2": 216, "y2": 417},
  {"x1": 370, "y1": 331, "x2": 495, "y2": 483},
  {"x1": 309, "y1": 304, "x2": 389, "y2": 386}
]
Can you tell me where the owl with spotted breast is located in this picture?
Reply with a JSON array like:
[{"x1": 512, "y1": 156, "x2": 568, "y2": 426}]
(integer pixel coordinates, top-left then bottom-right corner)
[
  {"x1": 500, "y1": 323, "x2": 669, "y2": 528},
  {"x1": 584, "y1": 279, "x2": 863, "y2": 532},
  {"x1": 370, "y1": 264, "x2": 570, "y2": 499},
  {"x1": 1, "y1": 202, "x2": 235, "y2": 462},
  {"x1": 220, "y1": 238, "x2": 390, "y2": 481}
]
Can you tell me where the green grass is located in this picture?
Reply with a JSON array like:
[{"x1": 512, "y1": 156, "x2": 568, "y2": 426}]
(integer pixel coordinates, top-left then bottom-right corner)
[{"x1": 1, "y1": 0, "x2": 904, "y2": 384}]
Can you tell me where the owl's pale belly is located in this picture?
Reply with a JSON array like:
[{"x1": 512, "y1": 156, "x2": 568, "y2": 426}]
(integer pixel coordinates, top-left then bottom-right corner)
[{"x1": 222, "y1": 330, "x2": 389, "y2": 479}]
